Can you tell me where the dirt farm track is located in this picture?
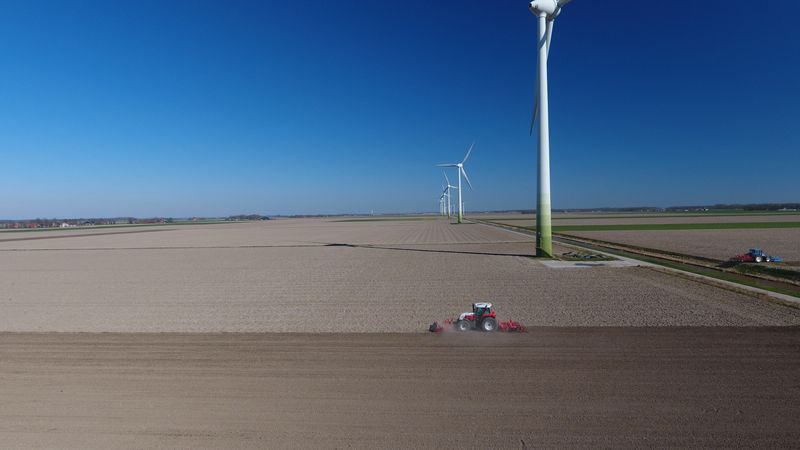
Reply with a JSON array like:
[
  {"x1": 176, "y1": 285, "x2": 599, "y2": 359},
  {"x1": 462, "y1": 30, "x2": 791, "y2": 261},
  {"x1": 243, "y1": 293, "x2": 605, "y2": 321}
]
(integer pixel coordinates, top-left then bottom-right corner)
[{"x1": 1, "y1": 219, "x2": 799, "y2": 448}]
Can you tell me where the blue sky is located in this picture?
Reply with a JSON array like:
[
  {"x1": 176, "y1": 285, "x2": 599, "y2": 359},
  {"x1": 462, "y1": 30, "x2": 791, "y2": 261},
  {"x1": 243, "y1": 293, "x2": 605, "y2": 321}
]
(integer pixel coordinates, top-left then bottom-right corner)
[{"x1": 1, "y1": 0, "x2": 798, "y2": 217}]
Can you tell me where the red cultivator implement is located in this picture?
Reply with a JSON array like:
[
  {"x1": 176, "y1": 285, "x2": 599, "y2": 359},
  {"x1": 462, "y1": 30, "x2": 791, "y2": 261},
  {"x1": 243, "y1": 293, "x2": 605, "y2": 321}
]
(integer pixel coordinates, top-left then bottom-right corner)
[{"x1": 498, "y1": 320, "x2": 526, "y2": 332}]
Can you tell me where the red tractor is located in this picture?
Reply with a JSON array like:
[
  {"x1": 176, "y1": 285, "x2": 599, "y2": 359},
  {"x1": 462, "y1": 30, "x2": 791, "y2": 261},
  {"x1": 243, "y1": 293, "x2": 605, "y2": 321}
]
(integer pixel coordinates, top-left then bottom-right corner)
[
  {"x1": 454, "y1": 302, "x2": 498, "y2": 332},
  {"x1": 429, "y1": 303, "x2": 526, "y2": 333}
]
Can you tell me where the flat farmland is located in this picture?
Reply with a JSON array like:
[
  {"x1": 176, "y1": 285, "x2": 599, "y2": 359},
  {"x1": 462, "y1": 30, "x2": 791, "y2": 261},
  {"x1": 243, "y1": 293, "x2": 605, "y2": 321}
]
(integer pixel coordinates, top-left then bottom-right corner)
[
  {"x1": 482, "y1": 213, "x2": 800, "y2": 227},
  {"x1": 3, "y1": 219, "x2": 800, "y2": 449},
  {"x1": 0, "y1": 217, "x2": 530, "y2": 249},
  {"x1": 477, "y1": 213, "x2": 800, "y2": 262},
  {"x1": 0, "y1": 218, "x2": 798, "y2": 332},
  {"x1": 565, "y1": 228, "x2": 800, "y2": 262}
]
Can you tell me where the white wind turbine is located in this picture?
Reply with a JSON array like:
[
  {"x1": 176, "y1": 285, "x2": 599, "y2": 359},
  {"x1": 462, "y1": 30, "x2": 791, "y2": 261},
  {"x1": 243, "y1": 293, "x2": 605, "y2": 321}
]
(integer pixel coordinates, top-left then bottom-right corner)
[
  {"x1": 436, "y1": 143, "x2": 474, "y2": 224},
  {"x1": 439, "y1": 185, "x2": 448, "y2": 216},
  {"x1": 443, "y1": 172, "x2": 458, "y2": 219},
  {"x1": 528, "y1": 0, "x2": 573, "y2": 257}
]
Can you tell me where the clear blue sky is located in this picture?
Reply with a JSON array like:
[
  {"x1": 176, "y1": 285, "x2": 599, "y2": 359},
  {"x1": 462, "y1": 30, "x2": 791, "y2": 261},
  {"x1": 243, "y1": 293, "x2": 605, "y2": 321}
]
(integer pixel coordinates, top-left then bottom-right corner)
[{"x1": 1, "y1": 0, "x2": 798, "y2": 218}]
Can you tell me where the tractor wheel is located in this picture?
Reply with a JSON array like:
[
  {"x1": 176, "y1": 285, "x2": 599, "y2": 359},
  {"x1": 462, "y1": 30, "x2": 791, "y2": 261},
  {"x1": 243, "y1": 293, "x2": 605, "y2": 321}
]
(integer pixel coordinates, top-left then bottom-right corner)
[
  {"x1": 456, "y1": 320, "x2": 471, "y2": 332},
  {"x1": 481, "y1": 317, "x2": 498, "y2": 332},
  {"x1": 755, "y1": 256, "x2": 764, "y2": 263}
]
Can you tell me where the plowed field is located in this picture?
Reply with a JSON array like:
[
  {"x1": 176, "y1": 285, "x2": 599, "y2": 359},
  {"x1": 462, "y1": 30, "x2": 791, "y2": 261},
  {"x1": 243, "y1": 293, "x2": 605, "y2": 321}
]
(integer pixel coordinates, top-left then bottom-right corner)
[
  {"x1": 0, "y1": 219, "x2": 797, "y2": 331},
  {"x1": 1, "y1": 330, "x2": 799, "y2": 449}
]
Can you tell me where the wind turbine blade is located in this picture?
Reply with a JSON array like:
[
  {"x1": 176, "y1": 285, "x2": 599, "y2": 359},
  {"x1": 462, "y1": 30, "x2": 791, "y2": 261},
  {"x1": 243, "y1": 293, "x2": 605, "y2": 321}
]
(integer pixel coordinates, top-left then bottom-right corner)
[
  {"x1": 461, "y1": 167, "x2": 473, "y2": 190},
  {"x1": 529, "y1": 74, "x2": 539, "y2": 136},
  {"x1": 545, "y1": 18, "x2": 554, "y2": 55},
  {"x1": 443, "y1": 171, "x2": 450, "y2": 186},
  {"x1": 558, "y1": 0, "x2": 573, "y2": 6},
  {"x1": 436, "y1": 163, "x2": 457, "y2": 167},
  {"x1": 461, "y1": 142, "x2": 474, "y2": 164}
]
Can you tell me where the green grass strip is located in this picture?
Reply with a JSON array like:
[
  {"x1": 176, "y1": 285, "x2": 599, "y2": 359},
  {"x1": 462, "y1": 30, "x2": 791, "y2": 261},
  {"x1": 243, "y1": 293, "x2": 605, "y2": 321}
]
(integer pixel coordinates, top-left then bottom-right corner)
[{"x1": 735, "y1": 265, "x2": 800, "y2": 283}]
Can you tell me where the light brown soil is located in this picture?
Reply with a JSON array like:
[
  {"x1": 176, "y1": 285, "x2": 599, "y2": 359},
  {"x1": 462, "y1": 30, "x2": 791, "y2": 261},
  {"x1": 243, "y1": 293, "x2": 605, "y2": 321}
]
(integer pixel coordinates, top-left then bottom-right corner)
[
  {"x1": 477, "y1": 213, "x2": 800, "y2": 262},
  {"x1": 3, "y1": 220, "x2": 799, "y2": 448},
  {"x1": 487, "y1": 214, "x2": 800, "y2": 227},
  {"x1": 476, "y1": 212, "x2": 800, "y2": 222},
  {"x1": 0, "y1": 218, "x2": 532, "y2": 250},
  {"x1": 1, "y1": 219, "x2": 798, "y2": 331},
  {"x1": 1, "y1": 330, "x2": 799, "y2": 449},
  {"x1": 566, "y1": 228, "x2": 800, "y2": 261}
]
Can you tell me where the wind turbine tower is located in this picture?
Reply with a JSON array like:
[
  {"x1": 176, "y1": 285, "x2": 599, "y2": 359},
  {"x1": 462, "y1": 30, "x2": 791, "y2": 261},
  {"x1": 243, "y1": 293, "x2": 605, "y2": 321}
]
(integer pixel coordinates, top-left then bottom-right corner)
[
  {"x1": 436, "y1": 143, "x2": 474, "y2": 224},
  {"x1": 528, "y1": 0, "x2": 572, "y2": 257}
]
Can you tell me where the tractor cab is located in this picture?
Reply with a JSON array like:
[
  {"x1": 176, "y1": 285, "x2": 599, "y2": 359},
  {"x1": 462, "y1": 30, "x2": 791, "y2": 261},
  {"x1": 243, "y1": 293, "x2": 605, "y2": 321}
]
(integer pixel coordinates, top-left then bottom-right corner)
[{"x1": 472, "y1": 302, "x2": 494, "y2": 319}]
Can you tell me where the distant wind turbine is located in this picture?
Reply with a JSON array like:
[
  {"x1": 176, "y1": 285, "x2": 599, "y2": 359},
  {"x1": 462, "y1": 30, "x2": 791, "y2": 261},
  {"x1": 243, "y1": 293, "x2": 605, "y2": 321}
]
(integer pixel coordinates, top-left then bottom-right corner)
[
  {"x1": 436, "y1": 143, "x2": 474, "y2": 224},
  {"x1": 443, "y1": 172, "x2": 457, "y2": 219},
  {"x1": 528, "y1": 0, "x2": 573, "y2": 257}
]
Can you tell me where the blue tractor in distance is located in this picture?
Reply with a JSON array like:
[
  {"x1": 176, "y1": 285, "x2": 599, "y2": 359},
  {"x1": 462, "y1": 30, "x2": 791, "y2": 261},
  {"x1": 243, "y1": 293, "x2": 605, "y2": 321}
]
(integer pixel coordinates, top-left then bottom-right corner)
[{"x1": 731, "y1": 248, "x2": 783, "y2": 263}]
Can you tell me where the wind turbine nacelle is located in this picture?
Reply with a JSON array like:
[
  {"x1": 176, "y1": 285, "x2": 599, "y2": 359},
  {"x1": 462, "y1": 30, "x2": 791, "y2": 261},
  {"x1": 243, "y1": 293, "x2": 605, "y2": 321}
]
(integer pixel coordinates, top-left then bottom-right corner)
[{"x1": 529, "y1": 0, "x2": 559, "y2": 16}]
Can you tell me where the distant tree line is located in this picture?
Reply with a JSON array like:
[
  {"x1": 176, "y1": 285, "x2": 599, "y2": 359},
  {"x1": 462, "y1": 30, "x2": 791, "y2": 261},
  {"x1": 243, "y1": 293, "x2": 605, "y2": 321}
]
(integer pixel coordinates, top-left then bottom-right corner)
[
  {"x1": 0, "y1": 217, "x2": 136, "y2": 229},
  {"x1": 666, "y1": 203, "x2": 800, "y2": 211},
  {"x1": 226, "y1": 214, "x2": 270, "y2": 221},
  {"x1": 552, "y1": 207, "x2": 663, "y2": 213},
  {"x1": 0, "y1": 214, "x2": 272, "y2": 229}
]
